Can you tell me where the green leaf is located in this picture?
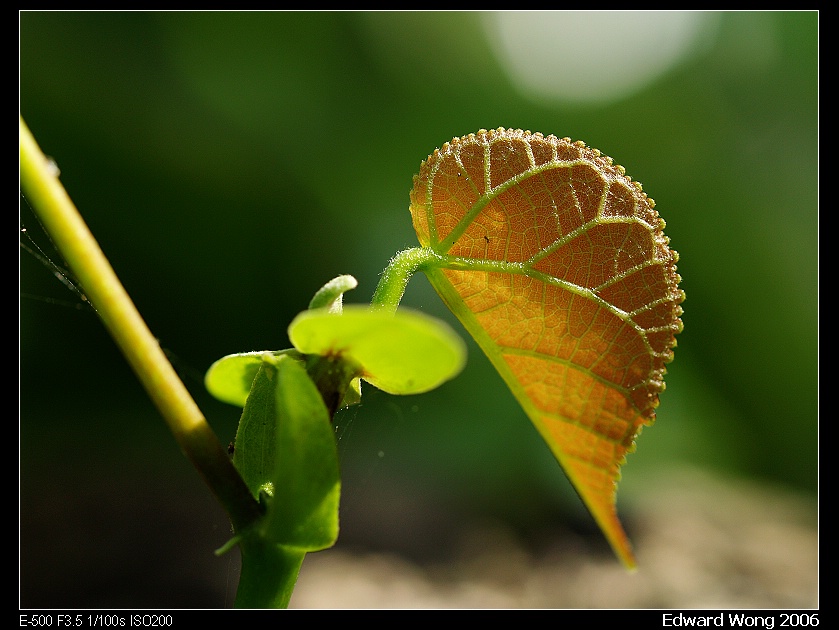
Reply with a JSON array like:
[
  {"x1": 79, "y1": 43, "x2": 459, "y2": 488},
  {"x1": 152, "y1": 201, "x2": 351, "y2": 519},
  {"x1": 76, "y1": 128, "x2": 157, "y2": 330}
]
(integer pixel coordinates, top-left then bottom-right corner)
[
  {"x1": 205, "y1": 349, "x2": 362, "y2": 410},
  {"x1": 222, "y1": 347, "x2": 340, "y2": 608},
  {"x1": 229, "y1": 354, "x2": 340, "y2": 552},
  {"x1": 231, "y1": 358, "x2": 283, "y2": 498},
  {"x1": 205, "y1": 350, "x2": 290, "y2": 408},
  {"x1": 288, "y1": 305, "x2": 466, "y2": 395},
  {"x1": 262, "y1": 354, "x2": 340, "y2": 551},
  {"x1": 204, "y1": 274, "x2": 363, "y2": 410},
  {"x1": 307, "y1": 274, "x2": 358, "y2": 312}
]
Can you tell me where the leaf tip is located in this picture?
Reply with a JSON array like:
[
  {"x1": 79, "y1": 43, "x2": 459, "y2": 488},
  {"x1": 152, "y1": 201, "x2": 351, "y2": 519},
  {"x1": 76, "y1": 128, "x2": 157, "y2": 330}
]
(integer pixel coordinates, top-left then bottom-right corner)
[{"x1": 308, "y1": 274, "x2": 359, "y2": 313}]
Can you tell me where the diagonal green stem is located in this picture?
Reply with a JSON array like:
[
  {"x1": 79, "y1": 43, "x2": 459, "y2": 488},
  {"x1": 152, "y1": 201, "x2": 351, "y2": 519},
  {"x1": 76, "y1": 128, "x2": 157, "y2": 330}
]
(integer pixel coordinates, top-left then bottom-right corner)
[{"x1": 19, "y1": 117, "x2": 262, "y2": 532}]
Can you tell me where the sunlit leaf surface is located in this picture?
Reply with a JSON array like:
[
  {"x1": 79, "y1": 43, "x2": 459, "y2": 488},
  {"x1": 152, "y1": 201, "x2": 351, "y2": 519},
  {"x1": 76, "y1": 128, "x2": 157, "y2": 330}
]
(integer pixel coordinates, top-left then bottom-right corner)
[
  {"x1": 289, "y1": 305, "x2": 466, "y2": 396},
  {"x1": 410, "y1": 128, "x2": 684, "y2": 567}
]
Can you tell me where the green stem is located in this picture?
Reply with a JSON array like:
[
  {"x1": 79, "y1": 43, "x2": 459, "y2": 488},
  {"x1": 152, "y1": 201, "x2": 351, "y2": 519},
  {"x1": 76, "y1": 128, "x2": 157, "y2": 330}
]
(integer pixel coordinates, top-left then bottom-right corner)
[
  {"x1": 19, "y1": 117, "x2": 262, "y2": 533},
  {"x1": 370, "y1": 246, "x2": 443, "y2": 312},
  {"x1": 236, "y1": 535, "x2": 305, "y2": 608}
]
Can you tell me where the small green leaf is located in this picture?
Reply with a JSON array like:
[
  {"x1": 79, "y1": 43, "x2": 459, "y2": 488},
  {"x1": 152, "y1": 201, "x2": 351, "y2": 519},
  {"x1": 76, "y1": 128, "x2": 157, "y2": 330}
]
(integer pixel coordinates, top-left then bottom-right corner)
[
  {"x1": 262, "y1": 354, "x2": 340, "y2": 551},
  {"x1": 308, "y1": 274, "x2": 358, "y2": 313},
  {"x1": 231, "y1": 358, "x2": 283, "y2": 498},
  {"x1": 342, "y1": 376, "x2": 362, "y2": 407},
  {"x1": 222, "y1": 351, "x2": 340, "y2": 608},
  {"x1": 205, "y1": 349, "x2": 361, "y2": 410},
  {"x1": 205, "y1": 351, "x2": 274, "y2": 408},
  {"x1": 288, "y1": 305, "x2": 466, "y2": 395}
]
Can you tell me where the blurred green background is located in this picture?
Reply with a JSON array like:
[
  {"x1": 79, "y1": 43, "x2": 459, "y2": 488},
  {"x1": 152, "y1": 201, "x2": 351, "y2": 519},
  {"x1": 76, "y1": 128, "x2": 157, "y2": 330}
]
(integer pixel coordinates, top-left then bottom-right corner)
[{"x1": 20, "y1": 11, "x2": 817, "y2": 608}]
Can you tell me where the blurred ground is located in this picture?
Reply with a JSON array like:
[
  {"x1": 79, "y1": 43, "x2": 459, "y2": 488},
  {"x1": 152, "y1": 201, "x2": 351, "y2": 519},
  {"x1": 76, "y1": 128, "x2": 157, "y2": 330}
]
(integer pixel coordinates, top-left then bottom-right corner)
[
  {"x1": 289, "y1": 467, "x2": 817, "y2": 609},
  {"x1": 21, "y1": 458, "x2": 817, "y2": 610}
]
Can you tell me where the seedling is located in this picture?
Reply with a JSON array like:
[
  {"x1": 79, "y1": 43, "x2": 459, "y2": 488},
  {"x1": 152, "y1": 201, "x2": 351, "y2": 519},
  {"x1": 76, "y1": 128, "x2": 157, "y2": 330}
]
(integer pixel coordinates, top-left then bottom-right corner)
[{"x1": 20, "y1": 122, "x2": 683, "y2": 608}]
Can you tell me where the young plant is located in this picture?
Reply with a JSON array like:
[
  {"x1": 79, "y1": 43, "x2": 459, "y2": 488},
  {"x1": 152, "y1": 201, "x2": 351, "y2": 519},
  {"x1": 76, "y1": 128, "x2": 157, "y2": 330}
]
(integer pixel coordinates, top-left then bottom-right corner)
[{"x1": 20, "y1": 121, "x2": 683, "y2": 608}]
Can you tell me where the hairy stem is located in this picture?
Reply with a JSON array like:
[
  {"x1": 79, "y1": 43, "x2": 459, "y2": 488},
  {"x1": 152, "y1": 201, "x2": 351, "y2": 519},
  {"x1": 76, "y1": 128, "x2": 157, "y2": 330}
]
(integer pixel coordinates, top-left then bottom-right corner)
[
  {"x1": 370, "y1": 246, "x2": 442, "y2": 311},
  {"x1": 19, "y1": 117, "x2": 262, "y2": 532}
]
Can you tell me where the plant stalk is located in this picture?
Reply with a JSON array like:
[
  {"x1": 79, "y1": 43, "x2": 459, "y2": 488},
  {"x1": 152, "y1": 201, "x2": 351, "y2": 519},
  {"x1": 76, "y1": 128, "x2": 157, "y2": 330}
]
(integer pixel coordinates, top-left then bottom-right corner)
[
  {"x1": 370, "y1": 246, "x2": 442, "y2": 311},
  {"x1": 19, "y1": 116, "x2": 262, "y2": 532}
]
